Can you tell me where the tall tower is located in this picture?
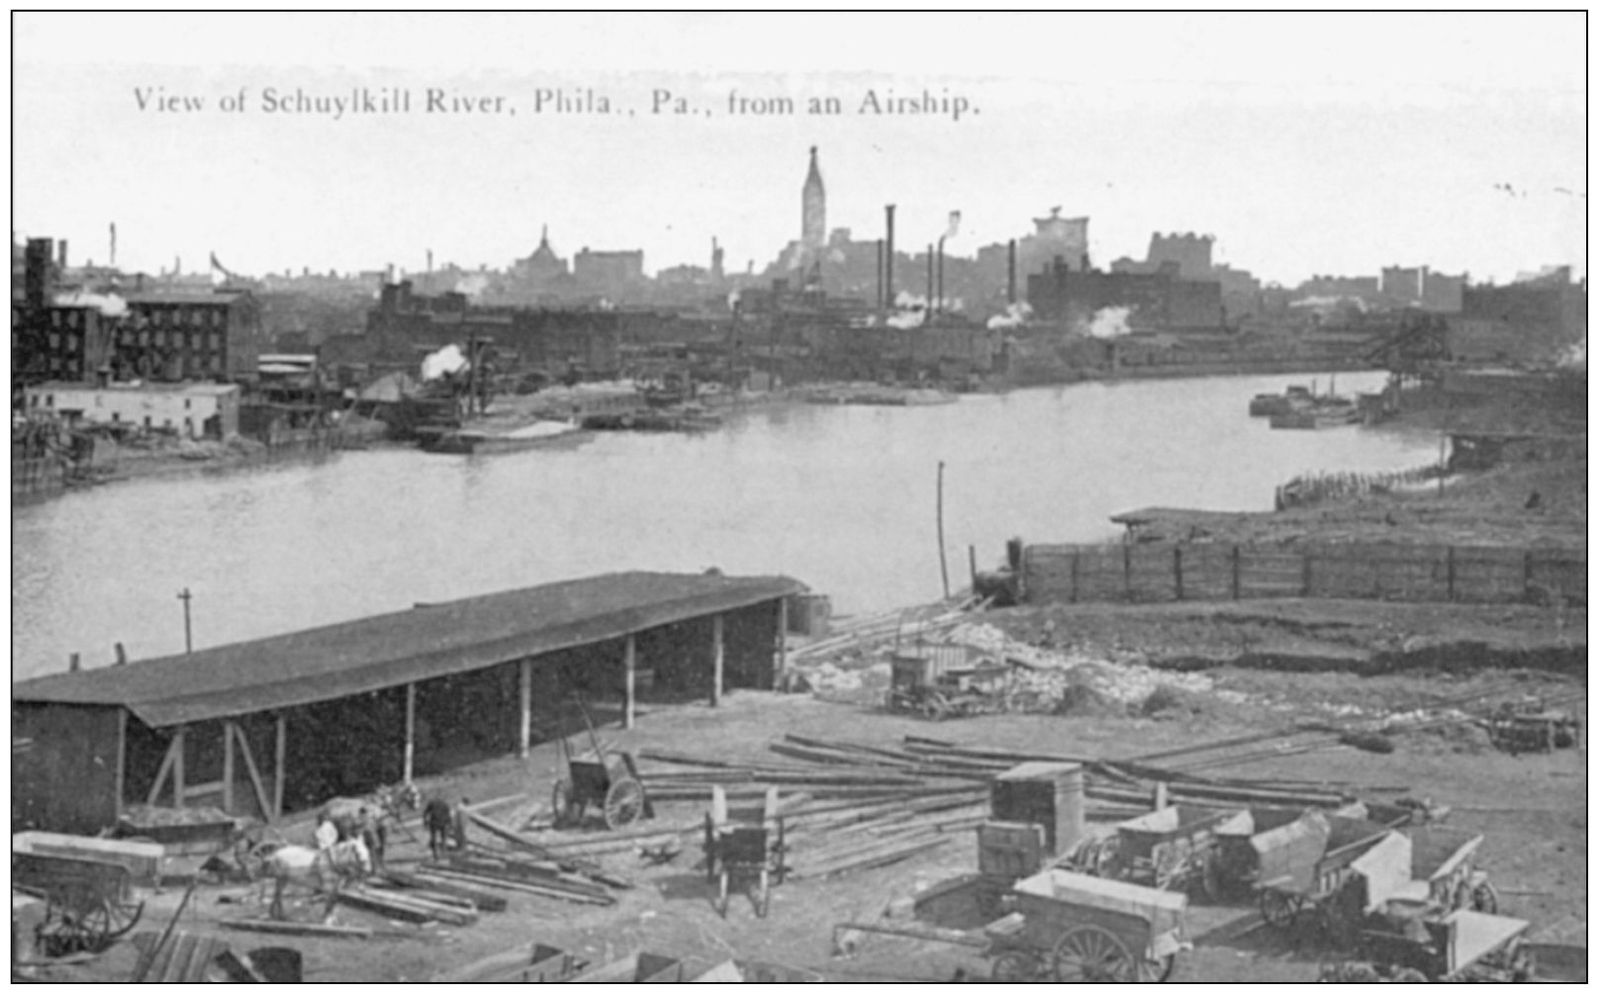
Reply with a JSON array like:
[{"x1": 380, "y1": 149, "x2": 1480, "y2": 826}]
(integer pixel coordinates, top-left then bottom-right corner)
[{"x1": 801, "y1": 146, "x2": 826, "y2": 262}]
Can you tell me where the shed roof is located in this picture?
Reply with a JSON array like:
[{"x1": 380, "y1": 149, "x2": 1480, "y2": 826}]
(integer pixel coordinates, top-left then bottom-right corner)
[{"x1": 12, "y1": 572, "x2": 803, "y2": 728}]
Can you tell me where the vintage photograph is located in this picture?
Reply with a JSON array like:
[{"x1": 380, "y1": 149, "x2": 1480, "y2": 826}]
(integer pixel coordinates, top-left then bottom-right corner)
[{"x1": 9, "y1": 12, "x2": 1586, "y2": 983}]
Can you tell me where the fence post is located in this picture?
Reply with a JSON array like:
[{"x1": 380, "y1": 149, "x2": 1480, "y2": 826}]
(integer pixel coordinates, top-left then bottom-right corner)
[
  {"x1": 1301, "y1": 549, "x2": 1313, "y2": 597},
  {"x1": 1070, "y1": 550, "x2": 1080, "y2": 604},
  {"x1": 1446, "y1": 547, "x2": 1456, "y2": 602},
  {"x1": 1173, "y1": 546, "x2": 1184, "y2": 601},
  {"x1": 1231, "y1": 545, "x2": 1242, "y2": 600},
  {"x1": 1123, "y1": 544, "x2": 1133, "y2": 601}
]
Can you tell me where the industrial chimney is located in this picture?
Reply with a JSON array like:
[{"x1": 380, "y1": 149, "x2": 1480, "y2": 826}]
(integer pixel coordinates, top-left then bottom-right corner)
[
  {"x1": 875, "y1": 239, "x2": 884, "y2": 310},
  {"x1": 884, "y1": 205, "x2": 896, "y2": 304},
  {"x1": 1008, "y1": 239, "x2": 1017, "y2": 304},
  {"x1": 57, "y1": 241, "x2": 67, "y2": 268}
]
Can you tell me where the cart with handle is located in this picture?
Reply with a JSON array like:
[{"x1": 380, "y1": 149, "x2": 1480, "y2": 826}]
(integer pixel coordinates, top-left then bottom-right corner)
[
  {"x1": 1352, "y1": 907, "x2": 1533, "y2": 982},
  {"x1": 983, "y1": 868, "x2": 1190, "y2": 982},
  {"x1": 1210, "y1": 807, "x2": 1327, "y2": 903},
  {"x1": 549, "y1": 697, "x2": 651, "y2": 831},
  {"x1": 1407, "y1": 826, "x2": 1497, "y2": 914},
  {"x1": 14, "y1": 853, "x2": 145, "y2": 957},
  {"x1": 702, "y1": 785, "x2": 786, "y2": 918}
]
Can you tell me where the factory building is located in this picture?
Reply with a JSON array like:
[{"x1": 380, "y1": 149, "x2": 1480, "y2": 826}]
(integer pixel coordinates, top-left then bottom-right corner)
[{"x1": 1027, "y1": 256, "x2": 1226, "y2": 331}]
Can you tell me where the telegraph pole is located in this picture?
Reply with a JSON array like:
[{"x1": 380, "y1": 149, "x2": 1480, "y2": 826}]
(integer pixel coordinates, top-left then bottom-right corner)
[{"x1": 177, "y1": 588, "x2": 193, "y2": 654}]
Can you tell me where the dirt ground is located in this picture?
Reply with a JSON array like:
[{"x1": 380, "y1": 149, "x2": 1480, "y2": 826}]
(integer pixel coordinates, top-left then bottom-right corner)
[{"x1": 22, "y1": 661, "x2": 1584, "y2": 983}]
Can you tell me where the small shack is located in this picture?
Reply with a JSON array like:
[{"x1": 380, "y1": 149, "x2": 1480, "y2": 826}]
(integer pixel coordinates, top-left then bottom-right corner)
[{"x1": 12, "y1": 571, "x2": 803, "y2": 835}]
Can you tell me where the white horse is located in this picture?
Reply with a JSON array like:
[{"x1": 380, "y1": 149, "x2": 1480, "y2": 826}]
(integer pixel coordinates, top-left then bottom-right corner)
[{"x1": 254, "y1": 838, "x2": 373, "y2": 921}]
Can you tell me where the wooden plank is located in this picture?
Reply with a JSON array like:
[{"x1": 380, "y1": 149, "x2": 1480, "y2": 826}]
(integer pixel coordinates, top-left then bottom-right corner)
[
  {"x1": 711, "y1": 613, "x2": 724, "y2": 707},
  {"x1": 386, "y1": 870, "x2": 509, "y2": 912},
  {"x1": 403, "y1": 683, "x2": 416, "y2": 784},
  {"x1": 232, "y1": 722, "x2": 273, "y2": 823},
  {"x1": 519, "y1": 659, "x2": 532, "y2": 759},
  {"x1": 421, "y1": 867, "x2": 616, "y2": 906},
  {"x1": 114, "y1": 709, "x2": 128, "y2": 819},
  {"x1": 623, "y1": 634, "x2": 636, "y2": 730},
  {"x1": 339, "y1": 885, "x2": 477, "y2": 926},
  {"x1": 146, "y1": 727, "x2": 178, "y2": 808},
  {"x1": 222, "y1": 721, "x2": 235, "y2": 813},
  {"x1": 218, "y1": 918, "x2": 372, "y2": 939}
]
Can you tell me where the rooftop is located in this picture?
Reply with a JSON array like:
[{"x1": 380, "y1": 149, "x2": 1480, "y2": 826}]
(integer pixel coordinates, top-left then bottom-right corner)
[
  {"x1": 12, "y1": 571, "x2": 804, "y2": 728},
  {"x1": 27, "y1": 380, "x2": 241, "y2": 396}
]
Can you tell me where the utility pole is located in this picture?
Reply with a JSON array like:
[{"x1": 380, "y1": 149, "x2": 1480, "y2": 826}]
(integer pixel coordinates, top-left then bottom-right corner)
[
  {"x1": 936, "y1": 462, "x2": 951, "y2": 599},
  {"x1": 177, "y1": 588, "x2": 193, "y2": 654}
]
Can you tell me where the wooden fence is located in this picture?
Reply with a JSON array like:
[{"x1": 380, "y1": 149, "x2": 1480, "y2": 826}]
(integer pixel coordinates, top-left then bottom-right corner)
[{"x1": 1022, "y1": 541, "x2": 1586, "y2": 608}]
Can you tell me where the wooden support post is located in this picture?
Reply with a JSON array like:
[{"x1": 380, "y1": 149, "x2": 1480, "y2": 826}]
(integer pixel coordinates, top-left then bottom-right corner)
[
  {"x1": 404, "y1": 683, "x2": 417, "y2": 784},
  {"x1": 776, "y1": 598, "x2": 788, "y2": 689},
  {"x1": 1123, "y1": 543, "x2": 1133, "y2": 601},
  {"x1": 1070, "y1": 550, "x2": 1080, "y2": 603},
  {"x1": 233, "y1": 724, "x2": 273, "y2": 820},
  {"x1": 114, "y1": 709, "x2": 128, "y2": 817},
  {"x1": 1231, "y1": 545, "x2": 1242, "y2": 600},
  {"x1": 274, "y1": 714, "x2": 287, "y2": 821},
  {"x1": 711, "y1": 614, "x2": 725, "y2": 708},
  {"x1": 146, "y1": 738, "x2": 178, "y2": 807},
  {"x1": 222, "y1": 721, "x2": 235, "y2": 813},
  {"x1": 1173, "y1": 546, "x2": 1184, "y2": 601},
  {"x1": 172, "y1": 726, "x2": 186, "y2": 808},
  {"x1": 623, "y1": 634, "x2": 637, "y2": 730},
  {"x1": 1446, "y1": 547, "x2": 1457, "y2": 602},
  {"x1": 518, "y1": 659, "x2": 532, "y2": 759}
]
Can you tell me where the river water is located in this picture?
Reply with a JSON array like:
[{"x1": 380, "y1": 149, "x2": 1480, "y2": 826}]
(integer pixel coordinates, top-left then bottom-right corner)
[{"x1": 12, "y1": 371, "x2": 1440, "y2": 681}]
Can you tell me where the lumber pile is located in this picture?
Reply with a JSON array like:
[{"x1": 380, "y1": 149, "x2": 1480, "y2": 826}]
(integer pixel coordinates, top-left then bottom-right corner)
[{"x1": 422, "y1": 847, "x2": 618, "y2": 906}]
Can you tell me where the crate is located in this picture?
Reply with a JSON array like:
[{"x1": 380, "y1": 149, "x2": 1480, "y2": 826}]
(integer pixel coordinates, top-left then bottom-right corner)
[
  {"x1": 978, "y1": 821, "x2": 1047, "y2": 881},
  {"x1": 990, "y1": 762, "x2": 1085, "y2": 858}
]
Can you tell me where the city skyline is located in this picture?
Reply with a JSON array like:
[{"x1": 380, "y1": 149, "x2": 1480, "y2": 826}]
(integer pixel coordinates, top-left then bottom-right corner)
[{"x1": 13, "y1": 13, "x2": 1585, "y2": 288}]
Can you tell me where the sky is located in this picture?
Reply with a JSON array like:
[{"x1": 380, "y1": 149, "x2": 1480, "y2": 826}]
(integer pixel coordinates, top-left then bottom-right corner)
[{"x1": 11, "y1": 12, "x2": 1587, "y2": 288}]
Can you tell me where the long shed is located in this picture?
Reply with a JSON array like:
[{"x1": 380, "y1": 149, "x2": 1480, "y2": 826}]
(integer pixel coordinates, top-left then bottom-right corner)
[{"x1": 12, "y1": 571, "x2": 803, "y2": 835}]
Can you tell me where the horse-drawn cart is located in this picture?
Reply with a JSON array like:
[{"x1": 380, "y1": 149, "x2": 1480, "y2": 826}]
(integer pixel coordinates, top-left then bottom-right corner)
[
  {"x1": 984, "y1": 869, "x2": 1190, "y2": 982},
  {"x1": 1253, "y1": 816, "x2": 1400, "y2": 946},
  {"x1": 1349, "y1": 909, "x2": 1533, "y2": 982},
  {"x1": 13, "y1": 853, "x2": 145, "y2": 956}
]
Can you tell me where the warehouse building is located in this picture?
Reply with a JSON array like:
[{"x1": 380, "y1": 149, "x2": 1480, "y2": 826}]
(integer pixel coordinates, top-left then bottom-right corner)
[{"x1": 12, "y1": 571, "x2": 803, "y2": 835}]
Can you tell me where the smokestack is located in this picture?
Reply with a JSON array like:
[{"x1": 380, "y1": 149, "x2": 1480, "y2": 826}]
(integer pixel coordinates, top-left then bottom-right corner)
[
  {"x1": 884, "y1": 205, "x2": 896, "y2": 304},
  {"x1": 926, "y1": 244, "x2": 934, "y2": 318},
  {"x1": 109, "y1": 223, "x2": 116, "y2": 268},
  {"x1": 1008, "y1": 239, "x2": 1017, "y2": 304},
  {"x1": 937, "y1": 245, "x2": 945, "y2": 318},
  {"x1": 57, "y1": 240, "x2": 67, "y2": 268},
  {"x1": 24, "y1": 239, "x2": 51, "y2": 311},
  {"x1": 875, "y1": 239, "x2": 884, "y2": 310},
  {"x1": 427, "y1": 249, "x2": 434, "y2": 274}
]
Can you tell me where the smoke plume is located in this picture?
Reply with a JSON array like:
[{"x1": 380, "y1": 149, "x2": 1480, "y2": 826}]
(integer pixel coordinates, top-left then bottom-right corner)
[
  {"x1": 987, "y1": 301, "x2": 1033, "y2": 330},
  {"x1": 1084, "y1": 306, "x2": 1131, "y2": 339},
  {"x1": 421, "y1": 343, "x2": 470, "y2": 381},
  {"x1": 53, "y1": 291, "x2": 129, "y2": 317},
  {"x1": 454, "y1": 274, "x2": 489, "y2": 298}
]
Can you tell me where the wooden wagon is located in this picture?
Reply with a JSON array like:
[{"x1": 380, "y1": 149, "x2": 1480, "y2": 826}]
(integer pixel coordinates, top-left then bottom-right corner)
[
  {"x1": 14, "y1": 853, "x2": 145, "y2": 956},
  {"x1": 1211, "y1": 807, "x2": 1326, "y2": 902},
  {"x1": 1254, "y1": 816, "x2": 1400, "y2": 947},
  {"x1": 1407, "y1": 826, "x2": 1497, "y2": 913},
  {"x1": 1095, "y1": 804, "x2": 1244, "y2": 896},
  {"x1": 1355, "y1": 908, "x2": 1533, "y2": 982},
  {"x1": 702, "y1": 785, "x2": 787, "y2": 918},
  {"x1": 550, "y1": 701, "x2": 651, "y2": 831},
  {"x1": 984, "y1": 869, "x2": 1190, "y2": 982}
]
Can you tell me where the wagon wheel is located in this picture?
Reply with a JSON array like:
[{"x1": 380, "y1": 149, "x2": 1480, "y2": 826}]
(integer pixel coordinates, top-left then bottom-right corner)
[
  {"x1": 1140, "y1": 953, "x2": 1176, "y2": 983},
  {"x1": 1259, "y1": 890, "x2": 1300, "y2": 931},
  {"x1": 1152, "y1": 848, "x2": 1187, "y2": 892},
  {"x1": 754, "y1": 867, "x2": 771, "y2": 919},
  {"x1": 1051, "y1": 924, "x2": 1136, "y2": 982},
  {"x1": 991, "y1": 950, "x2": 1042, "y2": 981},
  {"x1": 77, "y1": 895, "x2": 144, "y2": 952},
  {"x1": 1470, "y1": 881, "x2": 1500, "y2": 914},
  {"x1": 602, "y1": 778, "x2": 645, "y2": 830},
  {"x1": 550, "y1": 779, "x2": 575, "y2": 828},
  {"x1": 920, "y1": 693, "x2": 950, "y2": 721}
]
